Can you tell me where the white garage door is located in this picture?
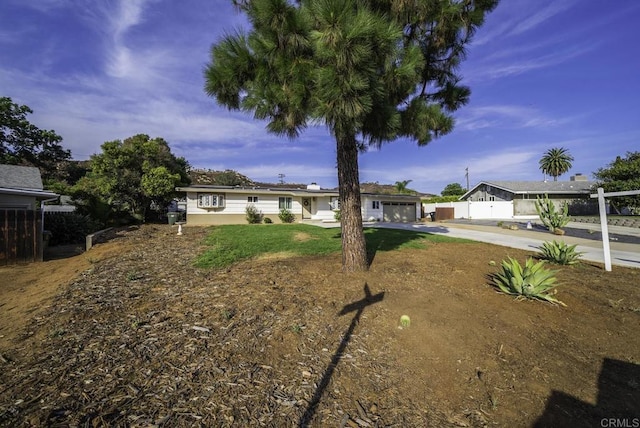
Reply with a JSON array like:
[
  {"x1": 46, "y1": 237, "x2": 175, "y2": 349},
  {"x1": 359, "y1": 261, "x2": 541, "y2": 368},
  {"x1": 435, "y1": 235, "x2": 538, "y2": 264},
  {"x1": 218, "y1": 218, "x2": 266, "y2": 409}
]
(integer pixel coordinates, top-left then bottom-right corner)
[{"x1": 382, "y1": 202, "x2": 416, "y2": 222}]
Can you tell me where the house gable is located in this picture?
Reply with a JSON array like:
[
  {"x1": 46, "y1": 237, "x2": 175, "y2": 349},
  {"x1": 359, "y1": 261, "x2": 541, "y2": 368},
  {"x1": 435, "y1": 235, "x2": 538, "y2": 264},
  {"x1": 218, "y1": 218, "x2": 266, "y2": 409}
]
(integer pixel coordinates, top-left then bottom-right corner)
[{"x1": 461, "y1": 180, "x2": 595, "y2": 202}]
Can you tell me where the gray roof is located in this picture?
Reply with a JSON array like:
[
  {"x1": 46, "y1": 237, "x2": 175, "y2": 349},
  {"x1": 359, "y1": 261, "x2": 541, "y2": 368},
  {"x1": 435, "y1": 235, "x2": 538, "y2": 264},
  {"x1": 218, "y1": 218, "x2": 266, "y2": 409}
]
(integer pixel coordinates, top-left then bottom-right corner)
[
  {"x1": 176, "y1": 185, "x2": 420, "y2": 201},
  {"x1": 0, "y1": 164, "x2": 44, "y2": 190},
  {"x1": 485, "y1": 180, "x2": 594, "y2": 193},
  {"x1": 460, "y1": 180, "x2": 595, "y2": 200}
]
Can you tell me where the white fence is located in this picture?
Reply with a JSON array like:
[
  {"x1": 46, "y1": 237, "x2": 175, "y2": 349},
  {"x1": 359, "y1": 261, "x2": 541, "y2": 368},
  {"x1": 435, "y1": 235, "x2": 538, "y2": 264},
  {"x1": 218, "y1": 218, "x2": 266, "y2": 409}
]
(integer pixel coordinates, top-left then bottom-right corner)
[{"x1": 423, "y1": 201, "x2": 514, "y2": 219}]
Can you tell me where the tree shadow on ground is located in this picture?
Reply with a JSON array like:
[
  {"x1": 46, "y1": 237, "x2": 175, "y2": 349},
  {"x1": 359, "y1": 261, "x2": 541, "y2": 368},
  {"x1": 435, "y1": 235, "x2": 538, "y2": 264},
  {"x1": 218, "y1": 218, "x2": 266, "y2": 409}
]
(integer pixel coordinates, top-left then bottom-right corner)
[
  {"x1": 364, "y1": 225, "x2": 449, "y2": 266},
  {"x1": 44, "y1": 244, "x2": 85, "y2": 261},
  {"x1": 298, "y1": 283, "x2": 384, "y2": 427},
  {"x1": 533, "y1": 358, "x2": 640, "y2": 428},
  {"x1": 331, "y1": 225, "x2": 450, "y2": 266},
  {"x1": 44, "y1": 226, "x2": 139, "y2": 261}
]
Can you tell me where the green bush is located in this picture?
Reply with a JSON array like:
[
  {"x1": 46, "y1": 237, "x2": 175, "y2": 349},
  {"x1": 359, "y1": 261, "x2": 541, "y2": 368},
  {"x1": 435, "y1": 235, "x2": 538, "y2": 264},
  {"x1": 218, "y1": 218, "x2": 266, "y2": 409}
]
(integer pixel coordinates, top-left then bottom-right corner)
[
  {"x1": 421, "y1": 195, "x2": 461, "y2": 203},
  {"x1": 245, "y1": 204, "x2": 263, "y2": 224},
  {"x1": 491, "y1": 257, "x2": 565, "y2": 306},
  {"x1": 264, "y1": 217, "x2": 273, "y2": 224},
  {"x1": 537, "y1": 241, "x2": 583, "y2": 265},
  {"x1": 44, "y1": 212, "x2": 102, "y2": 246},
  {"x1": 334, "y1": 209, "x2": 341, "y2": 221},
  {"x1": 535, "y1": 194, "x2": 570, "y2": 232},
  {"x1": 278, "y1": 208, "x2": 295, "y2": 223}
]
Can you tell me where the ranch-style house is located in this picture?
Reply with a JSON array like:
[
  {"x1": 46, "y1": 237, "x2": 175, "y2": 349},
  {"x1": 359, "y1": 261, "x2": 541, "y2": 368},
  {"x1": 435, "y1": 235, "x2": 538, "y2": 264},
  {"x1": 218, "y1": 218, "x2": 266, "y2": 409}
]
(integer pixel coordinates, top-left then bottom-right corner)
[{"x1": 175, "y1": 183, "x2": 421, "y2": 225}]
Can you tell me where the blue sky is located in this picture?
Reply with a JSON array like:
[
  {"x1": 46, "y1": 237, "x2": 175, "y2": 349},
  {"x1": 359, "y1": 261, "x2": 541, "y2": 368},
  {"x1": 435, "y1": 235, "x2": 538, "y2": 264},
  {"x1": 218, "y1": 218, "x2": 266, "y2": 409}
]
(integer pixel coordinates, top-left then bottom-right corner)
[{"x1": 1, "y1": 0, "x2": 639, "y2": 194}]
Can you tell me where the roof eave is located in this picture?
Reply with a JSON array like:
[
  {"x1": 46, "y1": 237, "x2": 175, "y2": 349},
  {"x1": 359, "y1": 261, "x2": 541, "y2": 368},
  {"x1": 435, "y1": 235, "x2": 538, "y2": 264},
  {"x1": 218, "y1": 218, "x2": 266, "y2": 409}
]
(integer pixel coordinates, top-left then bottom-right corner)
[{"x1": 0, "y1": 187, "x2": 59, "y2": 199}]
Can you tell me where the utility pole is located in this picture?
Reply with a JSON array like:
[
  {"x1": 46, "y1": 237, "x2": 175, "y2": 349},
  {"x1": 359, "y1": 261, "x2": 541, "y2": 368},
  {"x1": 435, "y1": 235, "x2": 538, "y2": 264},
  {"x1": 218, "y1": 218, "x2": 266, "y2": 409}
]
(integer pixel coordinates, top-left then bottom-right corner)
[
  {"x1": 465, "y1": 167, "x2": 469, "y2": 191},
  {"x1": 278, "y1": 173, "x2": 285, "y2": 184}
]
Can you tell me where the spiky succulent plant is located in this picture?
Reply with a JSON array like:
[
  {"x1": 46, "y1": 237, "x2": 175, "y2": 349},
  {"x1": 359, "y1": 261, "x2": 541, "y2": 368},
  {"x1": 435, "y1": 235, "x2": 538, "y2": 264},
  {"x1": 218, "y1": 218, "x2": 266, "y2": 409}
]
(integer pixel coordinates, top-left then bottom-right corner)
[
  {"x1": 537, "y1": 241, "x2": 583, "y2": 265},
  {"x1": 491, "y1": 257, "x2": 565, "y2": 306}
]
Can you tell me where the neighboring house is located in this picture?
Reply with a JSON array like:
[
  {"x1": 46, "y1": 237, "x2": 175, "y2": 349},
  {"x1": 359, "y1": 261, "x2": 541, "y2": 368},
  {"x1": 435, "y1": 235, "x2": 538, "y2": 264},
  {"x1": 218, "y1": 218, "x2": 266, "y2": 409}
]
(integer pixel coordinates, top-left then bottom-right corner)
[
  {"x1": 424, "y1": 175, "x2": 597, "y2": 220},
  {"x1": 44, "y1": 195, "x2": 76, "y2": 212},
  {"x1": 0, "y1": 164, "x2": 58, "y2": 264},
  {"x1": 175, "y1": 183, "x2": 421, "y2": 225},
  {"x1": 0, "y1": 164, "x2": 58, "y2": 209}
]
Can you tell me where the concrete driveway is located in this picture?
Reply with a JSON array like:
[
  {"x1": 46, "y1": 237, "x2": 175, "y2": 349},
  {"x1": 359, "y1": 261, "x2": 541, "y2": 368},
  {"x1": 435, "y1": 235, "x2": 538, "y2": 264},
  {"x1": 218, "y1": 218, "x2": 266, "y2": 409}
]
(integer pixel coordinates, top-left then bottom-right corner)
[{"x1": 367, "y1": 221, "x2": 640, "y2": 269}]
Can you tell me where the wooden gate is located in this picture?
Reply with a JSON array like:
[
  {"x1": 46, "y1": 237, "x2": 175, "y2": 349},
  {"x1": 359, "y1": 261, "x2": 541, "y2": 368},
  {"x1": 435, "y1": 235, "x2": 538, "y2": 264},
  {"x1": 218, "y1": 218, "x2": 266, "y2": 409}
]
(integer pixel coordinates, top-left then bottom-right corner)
[{"x1": 0, "y1": 209, "x2": 42, "y2": 265}]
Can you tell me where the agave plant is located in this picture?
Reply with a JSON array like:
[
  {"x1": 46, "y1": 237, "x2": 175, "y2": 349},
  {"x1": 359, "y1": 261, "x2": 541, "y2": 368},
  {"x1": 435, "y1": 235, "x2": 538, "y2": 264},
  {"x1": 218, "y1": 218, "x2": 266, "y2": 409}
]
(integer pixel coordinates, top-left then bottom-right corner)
[
  {"x1": 491, "y1": 257, "x2": 566, "y2": 306},
  {"x1": 537, "y1": 241, "x2": 583, "y2": 265}
]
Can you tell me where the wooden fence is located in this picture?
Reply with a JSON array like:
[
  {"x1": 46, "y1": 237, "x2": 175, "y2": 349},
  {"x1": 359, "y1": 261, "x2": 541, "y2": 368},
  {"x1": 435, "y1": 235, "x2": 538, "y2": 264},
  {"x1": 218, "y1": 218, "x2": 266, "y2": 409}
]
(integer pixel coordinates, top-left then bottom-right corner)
[{"x1": 0, "y1": 209, "x2": 42, "y2": 265}]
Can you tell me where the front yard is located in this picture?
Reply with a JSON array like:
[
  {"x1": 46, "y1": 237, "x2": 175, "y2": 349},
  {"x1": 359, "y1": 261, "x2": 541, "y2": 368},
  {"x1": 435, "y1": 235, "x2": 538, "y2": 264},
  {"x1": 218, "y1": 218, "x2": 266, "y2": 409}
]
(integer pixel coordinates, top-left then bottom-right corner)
[{"x1": 1, "y1": 224, "x2": 638, "y2": 427}]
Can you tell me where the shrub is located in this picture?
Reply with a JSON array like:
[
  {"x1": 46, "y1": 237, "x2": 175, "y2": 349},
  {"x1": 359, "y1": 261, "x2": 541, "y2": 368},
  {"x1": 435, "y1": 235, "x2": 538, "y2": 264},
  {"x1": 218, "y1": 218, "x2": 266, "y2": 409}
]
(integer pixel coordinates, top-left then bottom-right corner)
[
  {"x1": 421, "y1": 195, "x2": 461, "y2": 203},
  {"x1": 245, "y1": 204, "x2": 263, "y2": 224},
  {"x1": 537, "y1": 241, "x2": 583, "y2": 265},
  {"x1": 264, "y1": 217, "x2": 273, "y2": 224},
  {"x1": 334, "y1": 209, "x2": 341, "y2": 221},
  {"x1": 44, "y1": 212, "x2": 102, "y2": 246},
  {"x1": 491, "y1": 257, "x2": 565, "y2": 306},
  {"x1": 535, "y1": 194, "x2": 570, "y2": 232},
  {"x1": 278, "y1": 208, "x2": 295, "y2": 223}
]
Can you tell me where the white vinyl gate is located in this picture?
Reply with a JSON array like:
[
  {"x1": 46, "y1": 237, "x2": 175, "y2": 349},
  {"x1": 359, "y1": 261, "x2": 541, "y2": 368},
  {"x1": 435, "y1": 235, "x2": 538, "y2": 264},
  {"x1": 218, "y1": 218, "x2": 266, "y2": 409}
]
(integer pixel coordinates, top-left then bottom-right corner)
[{"x1": 422, "y1": 201, "x2": 514, "y2": 219}]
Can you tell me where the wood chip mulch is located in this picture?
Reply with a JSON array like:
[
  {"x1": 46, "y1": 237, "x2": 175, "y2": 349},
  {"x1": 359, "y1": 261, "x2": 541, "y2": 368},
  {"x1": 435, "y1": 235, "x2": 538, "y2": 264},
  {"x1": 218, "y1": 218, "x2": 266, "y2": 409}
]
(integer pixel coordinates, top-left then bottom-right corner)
[{"x1": 0, "y1": 225, "x2": 445, "y2": 427}]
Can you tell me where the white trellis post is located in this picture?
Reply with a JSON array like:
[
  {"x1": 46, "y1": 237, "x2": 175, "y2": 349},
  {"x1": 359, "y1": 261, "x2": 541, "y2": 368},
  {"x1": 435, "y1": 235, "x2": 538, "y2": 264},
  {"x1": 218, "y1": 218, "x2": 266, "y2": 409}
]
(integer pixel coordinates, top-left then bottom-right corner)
[{"x1": 590, "y1": 188, "x2": 640, "y2": 271}]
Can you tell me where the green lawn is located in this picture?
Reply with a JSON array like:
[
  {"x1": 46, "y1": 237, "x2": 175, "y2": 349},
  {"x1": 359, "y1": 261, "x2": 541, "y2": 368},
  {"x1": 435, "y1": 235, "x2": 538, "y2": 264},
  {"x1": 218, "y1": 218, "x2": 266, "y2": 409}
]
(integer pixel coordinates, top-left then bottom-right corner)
[{"x1": 195, "y1": 224, "x2": 471, "y2": 268}]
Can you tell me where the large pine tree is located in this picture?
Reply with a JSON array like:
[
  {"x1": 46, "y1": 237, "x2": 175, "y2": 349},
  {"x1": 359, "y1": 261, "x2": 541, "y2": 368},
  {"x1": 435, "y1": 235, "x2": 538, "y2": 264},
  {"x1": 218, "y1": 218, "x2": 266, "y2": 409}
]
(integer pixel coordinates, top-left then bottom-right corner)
[{"x1": 205, "y1": 0, "x2": 498, "y2": 271}]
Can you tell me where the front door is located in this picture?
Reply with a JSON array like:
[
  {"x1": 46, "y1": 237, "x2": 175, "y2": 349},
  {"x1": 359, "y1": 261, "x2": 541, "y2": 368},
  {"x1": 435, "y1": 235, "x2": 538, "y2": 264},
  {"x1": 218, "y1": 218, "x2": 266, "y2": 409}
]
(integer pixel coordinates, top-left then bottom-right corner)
[{"x1": 302, "y1": 198, "x2": 312, "y2": 219}]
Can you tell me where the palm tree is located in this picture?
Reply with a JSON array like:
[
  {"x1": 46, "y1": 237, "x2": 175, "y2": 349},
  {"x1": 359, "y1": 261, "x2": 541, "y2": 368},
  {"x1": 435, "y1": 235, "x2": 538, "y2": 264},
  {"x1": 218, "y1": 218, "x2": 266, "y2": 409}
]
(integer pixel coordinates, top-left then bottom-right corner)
[
  {"x1": 539, "y1": 148, "x2": 574, "y2": 181},
  {"x1": 205, "y1": 0, "x2": 498, "y2": 271},
  {"x1": 394, "y1": 180, "x2": 413, "y2": 194}
]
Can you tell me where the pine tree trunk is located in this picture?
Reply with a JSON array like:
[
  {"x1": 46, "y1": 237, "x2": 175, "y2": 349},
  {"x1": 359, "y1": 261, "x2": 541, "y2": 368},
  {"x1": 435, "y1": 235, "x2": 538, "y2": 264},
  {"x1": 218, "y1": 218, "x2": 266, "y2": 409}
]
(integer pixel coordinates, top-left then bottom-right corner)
[{"x1": 336, "y1": 133, "x2": 368, "y2": 271}]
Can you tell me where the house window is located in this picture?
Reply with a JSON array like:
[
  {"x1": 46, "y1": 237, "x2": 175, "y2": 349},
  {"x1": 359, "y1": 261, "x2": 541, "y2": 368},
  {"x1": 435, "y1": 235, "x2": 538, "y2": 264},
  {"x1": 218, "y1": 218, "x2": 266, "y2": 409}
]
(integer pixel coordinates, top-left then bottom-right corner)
[
  {"x1": 279, "y1": 197, "x2": 292, "y2": 210},
  {"x1": 372, "y1": 201, "x2": 380, "y2": 210},
  {"x1": 197, "y1": 193, "x2": 225, "y2": 208},
  {"x1": 329, "y1": 196, "x2": 340, "y2": 210},
  {"x1": 478, "y1": 197, "x2": 484, "y2": 202},
  {"x1": 489, "y1": 196, "x2": 495, "y2": 201},
  {"x1": 247, "y1": 196, "x2": 259, "y2": 203}
]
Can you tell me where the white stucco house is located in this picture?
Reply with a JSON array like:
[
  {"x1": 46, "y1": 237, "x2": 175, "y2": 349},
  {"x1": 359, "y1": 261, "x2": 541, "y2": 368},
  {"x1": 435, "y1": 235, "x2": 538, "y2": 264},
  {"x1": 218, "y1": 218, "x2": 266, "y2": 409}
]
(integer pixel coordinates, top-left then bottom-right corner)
[{"x1": 175, "y1": 183, "x2": 421, "y2": 225}]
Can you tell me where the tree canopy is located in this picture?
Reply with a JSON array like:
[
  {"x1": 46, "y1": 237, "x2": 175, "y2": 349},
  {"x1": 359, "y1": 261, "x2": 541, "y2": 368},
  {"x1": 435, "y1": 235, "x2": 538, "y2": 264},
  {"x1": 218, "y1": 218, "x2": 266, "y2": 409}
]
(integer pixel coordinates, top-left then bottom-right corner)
[
  {"x1": 539, "y1": 147, "x2": 573, "y2": 181},
  {"x1": 0, "y1": 96, "x2": 70, "y2": 178},
  {"x1": 441, "y1": 182, "x2": 465, "y2": 196},
  {"x1": 74, "y1": 134, "x2": 190, "y2": 223},
  {"x1": 205, "y1": 0, "x2": 498, "y2": 271},
  {"x1": 593, "y1": 151, "x2": 640, "y2": 213}
]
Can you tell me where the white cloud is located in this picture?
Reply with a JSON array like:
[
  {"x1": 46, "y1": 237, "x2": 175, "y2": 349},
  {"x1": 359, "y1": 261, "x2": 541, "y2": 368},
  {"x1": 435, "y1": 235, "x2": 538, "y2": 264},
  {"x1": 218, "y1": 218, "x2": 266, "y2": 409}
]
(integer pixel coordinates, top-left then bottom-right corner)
[
  {"x1": 474, "y1": 0, "x2": 577, "y2": 45},
  {"x1": 361, "y1": 149, "x2": 541, "y2": 192},
  {"x1": 509, "y1": 1, "x2": 576, "y2": 36},
  {"x1": 477, "y1": 42, "x2": 596, "y2": 81},
  {"x1": 105, "y1": 0, "x2": 159, "y2": 80},
  {"x1": 7, "y1": 0, "x2": 68, "y2": 13},
  {"x1": 239, "y1": 164, "x2": 337, "y2": 182},
  {"x1": 456, "y1": 105, "x2": 568, "y2": 131}
]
